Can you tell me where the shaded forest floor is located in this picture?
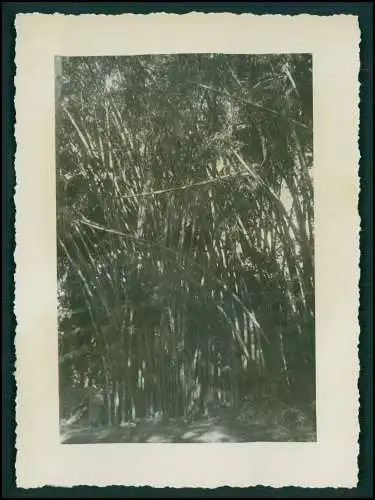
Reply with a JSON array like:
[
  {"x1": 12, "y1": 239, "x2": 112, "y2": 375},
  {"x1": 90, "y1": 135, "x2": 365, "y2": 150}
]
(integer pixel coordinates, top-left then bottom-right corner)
[{"x1": 61, "y1": 403, "x2": 316, "y2": 444}]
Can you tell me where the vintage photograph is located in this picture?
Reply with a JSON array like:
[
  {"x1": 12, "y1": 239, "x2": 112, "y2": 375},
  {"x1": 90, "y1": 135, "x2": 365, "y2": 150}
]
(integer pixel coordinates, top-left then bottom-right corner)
[{"x1": 56, "y1": 53, "x2": 316, "y2": 444}]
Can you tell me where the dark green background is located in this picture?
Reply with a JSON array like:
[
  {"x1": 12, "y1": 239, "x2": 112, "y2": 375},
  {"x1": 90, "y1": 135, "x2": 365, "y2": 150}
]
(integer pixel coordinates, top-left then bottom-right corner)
[{"x1": 2, "y1": 2, "x2": 372, "y2": 497}]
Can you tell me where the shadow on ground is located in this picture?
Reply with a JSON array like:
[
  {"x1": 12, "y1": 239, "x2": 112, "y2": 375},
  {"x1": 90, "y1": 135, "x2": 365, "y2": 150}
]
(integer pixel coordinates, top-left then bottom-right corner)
[{"x1": 61, "y1": 408, "x2": 316, "y2": 444}]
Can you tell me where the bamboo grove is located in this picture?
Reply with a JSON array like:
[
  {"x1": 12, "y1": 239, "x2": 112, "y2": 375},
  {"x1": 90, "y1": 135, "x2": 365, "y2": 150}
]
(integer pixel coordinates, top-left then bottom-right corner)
[{"x1": 56, "y1": 54, "x2": 315, "y2": 427}]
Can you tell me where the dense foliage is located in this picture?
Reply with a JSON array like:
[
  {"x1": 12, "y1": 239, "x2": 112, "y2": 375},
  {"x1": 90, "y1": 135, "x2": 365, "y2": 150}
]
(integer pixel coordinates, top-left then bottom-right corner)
[{"x1": 56, "y1": 54, "x2": 315, "y2": 429}]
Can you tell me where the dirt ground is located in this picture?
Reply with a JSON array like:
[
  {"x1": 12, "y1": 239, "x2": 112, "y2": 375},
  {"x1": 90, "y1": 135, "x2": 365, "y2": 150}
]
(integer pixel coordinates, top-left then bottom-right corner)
[{"x1": 61, "y1": 406, "x2": 316, "y2": 444}]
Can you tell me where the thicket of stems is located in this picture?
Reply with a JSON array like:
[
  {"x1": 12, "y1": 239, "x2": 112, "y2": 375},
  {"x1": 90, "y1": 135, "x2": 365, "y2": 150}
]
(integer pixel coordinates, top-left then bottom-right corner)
[{"x1": 57, "y1": 54, "x2": 315, "y2": 426}]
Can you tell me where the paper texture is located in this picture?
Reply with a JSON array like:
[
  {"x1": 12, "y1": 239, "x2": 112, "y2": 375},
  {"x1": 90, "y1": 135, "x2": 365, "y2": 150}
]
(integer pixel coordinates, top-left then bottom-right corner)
[{"x1": 15, "y1": 13, "x2": 360, "y2": 488}]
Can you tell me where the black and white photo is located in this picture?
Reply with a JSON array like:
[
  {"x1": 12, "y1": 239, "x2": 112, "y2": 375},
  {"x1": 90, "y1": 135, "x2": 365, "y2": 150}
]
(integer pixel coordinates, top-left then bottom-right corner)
[{"x1": 56, "y1": 53, "x2": 316, "y2": 444}]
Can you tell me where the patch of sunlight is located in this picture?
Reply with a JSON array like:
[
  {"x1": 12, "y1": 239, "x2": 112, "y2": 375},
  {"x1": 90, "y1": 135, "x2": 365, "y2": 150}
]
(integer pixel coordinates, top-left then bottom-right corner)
[
  {"x1": 182, "y1": 431, "x2": 197, "y2": 440},
  {"x1": 146, "y1": 435, "x2": 171, "y2": 443},
  {"x1": 119, "y1": 421, "x2": 136, "y2": 428},
  {"x1": 195, "y1": 429, "x2": 235, "y2": 443},
  {"x1": 61, "y1": 413, "x2": 81, "y2": 427},
  {"x1": 280, "y1": 181, "x2": 293, "y2": 213}
]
